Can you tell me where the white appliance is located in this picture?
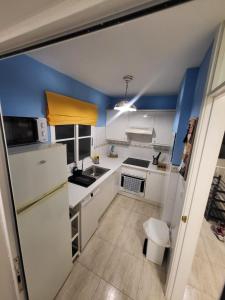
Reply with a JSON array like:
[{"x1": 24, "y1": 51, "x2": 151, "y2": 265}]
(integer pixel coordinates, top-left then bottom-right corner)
[
  {"x1": 4, "y1": 116, "x2": 48, "y2": 146},
  {"x1": 8, "y1": 144, "x2": 72, "y2": 300},
  {"x1": 121, "y1": 172, "x2": 146, "y2": 197}
]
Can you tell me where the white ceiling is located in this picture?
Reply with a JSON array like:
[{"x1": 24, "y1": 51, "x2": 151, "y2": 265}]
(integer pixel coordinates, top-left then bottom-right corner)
[
  {"x1": 0, "y1": 0, "x2": 60, "y2": 31},
  {"x1": 29, "y1": 0, "x2": 225, "y2": 96},
  {"x1": 0, "y1": 0, "x2": 156, "y2": 54}
]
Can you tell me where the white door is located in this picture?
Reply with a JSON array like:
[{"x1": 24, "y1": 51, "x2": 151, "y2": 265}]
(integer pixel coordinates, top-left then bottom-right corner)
[
  {"x1": 165, "y1": 24, "x2": 225, "y2": 300},
  {"x1": 16, "y1": 184, "x2": 72, "y2": 300}
]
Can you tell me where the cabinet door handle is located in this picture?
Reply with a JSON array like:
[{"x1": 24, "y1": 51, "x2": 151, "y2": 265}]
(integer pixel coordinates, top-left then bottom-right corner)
[
  {"x1": 39, "y1": 160, "x2": 46, "y2": 164},
  {"x1": 92, "y1": 188, "x2": 100, "y2": 197},
  {"x1": 82, "y1": 195, "x2": 92, "y2": 206}
]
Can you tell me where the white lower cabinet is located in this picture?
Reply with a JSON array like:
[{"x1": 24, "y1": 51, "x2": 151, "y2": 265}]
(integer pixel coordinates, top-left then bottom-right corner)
[
  {"x1": 81, "y1": 169, "x2": 120, "y2": 250},
  {"x1": 113, "y1": 169, "x2": 121, "y2": 198},
  {"x1": 145, "y1": 172, "x2": 166, "y2": 205},
  {"x1": 81, "y1": 193, "x2": 99, "y2": 250}
]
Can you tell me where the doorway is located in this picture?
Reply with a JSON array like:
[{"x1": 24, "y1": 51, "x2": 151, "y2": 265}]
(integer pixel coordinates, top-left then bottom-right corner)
[
  {"x1": 186, "y1": 131, "x2": 225, "y2": 299},
  {"x1": 168, "y1": 89, "x2": 225, "y2": 300}
]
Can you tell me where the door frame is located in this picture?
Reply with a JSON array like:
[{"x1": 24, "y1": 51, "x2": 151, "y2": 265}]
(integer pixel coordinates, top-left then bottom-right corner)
[
  {"x1": 0, "y1": 107, "x2": 28, "y2": 299},
  {"x1": 165, "y1": 23, "x2": 225, "y2": 300}
]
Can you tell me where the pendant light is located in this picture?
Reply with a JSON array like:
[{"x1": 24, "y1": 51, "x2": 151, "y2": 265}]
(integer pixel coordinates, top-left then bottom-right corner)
[{"x1": 114, "y1": 75, "x2": 137, "y2": 112}]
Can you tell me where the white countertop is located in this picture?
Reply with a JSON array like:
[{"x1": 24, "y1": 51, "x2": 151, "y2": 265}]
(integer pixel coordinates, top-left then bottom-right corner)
[
  {"x1": 68, "y1": 156, "x2": 170, "y2": 208},
  {"x1": 68, "y1": 157, "x2": 124, "y2": 208}
]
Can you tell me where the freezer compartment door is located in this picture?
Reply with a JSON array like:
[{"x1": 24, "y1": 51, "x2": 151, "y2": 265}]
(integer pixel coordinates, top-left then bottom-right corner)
[
  {"x1": 17, "y1": 184, "x2": 72, "y2": 300},
  {"x1": 9, "y1": 144, "x2": 67, "y2": 210}
]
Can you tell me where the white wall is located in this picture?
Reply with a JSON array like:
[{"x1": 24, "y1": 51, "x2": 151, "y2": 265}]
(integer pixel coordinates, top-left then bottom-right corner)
[
  {"x1": 167, "y1": 175, "x2": 187, "y2": 273},
  {"x1": 106, "y1": 142, "x2": 171, "y2": 162},
  {"x1": 92, "y1": 125, "x2": 171, "y2": 162},
  {"x1": 161, "y1": 169, "x2": 179, "y2": 225}
]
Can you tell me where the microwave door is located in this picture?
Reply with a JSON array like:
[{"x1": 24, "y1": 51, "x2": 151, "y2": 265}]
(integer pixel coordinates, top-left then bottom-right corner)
[{"x1": 3, "y1": 116, "x2": 38, "y2": 146}]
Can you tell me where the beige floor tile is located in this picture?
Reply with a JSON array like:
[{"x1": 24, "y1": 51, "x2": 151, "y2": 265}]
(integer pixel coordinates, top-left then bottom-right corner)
[
  {"x1": 188, "y1": 218, "x2": 225, "y2": 299},
  {"x1": 93, "y1": 279, "x2": 131, "y2": 300},
  {"x1": 102, "y1": 247, "x2": 143, "y2": 299},
  {"x1": 78, "y1": 236, "x2": 114, "y2": 277},
  {"x1": 112, "y1": 195, "x2": 136, "y2": 211},
  {"x1": 117, "y1": 226, "x2": 145, "y2": 259},
  {"x1": 95, "y1": 217, "x2": 124, "y2": 245},
  {"x1": 203, "y1": 235, "x2": 225, "y2": 267},
  {"x1": 200, "y1": 219, "x2": 212, "y2": 238},
  {"x1": 133, "y1": 200, "x2": 156, "y2": 217},
  {"x1": 188, "y1": 256, "x2": 219, "y2": 298},
  {"x1": 137, "y1": 260, "x2": 165, "y2": 300},
  {"x1": 126, "y1": 211, "x2": 149, "y2": 231},
  {"x1": 55, "y1": 262, "x2": 100, "y2": 300},
  {"x1": 211, "y1": 262, "x2": 225, "y2": 299},
  {"x1": 183, "y1": 285, "x2": 216, "y2": 300},
  {"x1": 194, "y1": 235, "x2": 209, "y2": 262},
  {"x1": 152, "y1": 206, "x2": 161, "y2": 219},
  {"x1": 101, "y1": 204, "x2": 130, "y2": 227}
]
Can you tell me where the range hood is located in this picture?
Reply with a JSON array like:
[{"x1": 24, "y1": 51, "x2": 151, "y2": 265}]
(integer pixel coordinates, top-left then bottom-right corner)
[{"x1": 125, "y1": 127, "x2": 153, "y2": 135}]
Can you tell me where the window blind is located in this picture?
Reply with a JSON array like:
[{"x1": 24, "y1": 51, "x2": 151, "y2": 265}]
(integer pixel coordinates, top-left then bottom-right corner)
[{"x1": 46, "y1": 91, "x2": 98, "y2": 126}]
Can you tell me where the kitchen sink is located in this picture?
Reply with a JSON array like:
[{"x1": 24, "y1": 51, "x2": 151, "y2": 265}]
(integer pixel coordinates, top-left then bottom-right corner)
[
  {"x1": 83, "y1": 165, "x2": 110, "y2": 179},
  {"x1": 68, "y1": 174, "x2": 96, "y2": 187}
]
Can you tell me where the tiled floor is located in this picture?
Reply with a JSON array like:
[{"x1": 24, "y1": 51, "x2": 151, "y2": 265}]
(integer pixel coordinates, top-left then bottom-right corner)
[
  {"x1": 184, "y1": 219, "x2": 225, "y2": 300},
  {"x1": 56, "y1": 194, "x2": 166, "y2": 300}
]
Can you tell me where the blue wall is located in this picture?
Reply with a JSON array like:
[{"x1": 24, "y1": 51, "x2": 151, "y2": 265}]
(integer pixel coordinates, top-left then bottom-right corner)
[
  {"x1": 172, "y1": 45, "x2": 213, "y2": 165},
  {"x1": 0, "y1": 55, "x2": 110, "y2": 127},
  {"x1": 191, "y1": 45, "x2": 213, "y2": 117},
  {"x1": 108, "y1": 95, "x2": 177, "y2": 110},
  {"x1": 172, "y1": 68, "x2": 199, "y2": 165}
]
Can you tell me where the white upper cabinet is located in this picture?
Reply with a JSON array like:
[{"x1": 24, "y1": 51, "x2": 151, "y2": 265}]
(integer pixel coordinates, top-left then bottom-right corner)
[
  {"x1": 152, "y1": 111, "x2": 175, "y2": 146},
  {"x1": 106, "y1": 110, "x2": 128, "y2": 142},
  {"x1": 128, "y1": 111, "x2": 154, "y2": 129},
  {"x1": 106, "y1": 109, "x2": 174, "y2": 146}
]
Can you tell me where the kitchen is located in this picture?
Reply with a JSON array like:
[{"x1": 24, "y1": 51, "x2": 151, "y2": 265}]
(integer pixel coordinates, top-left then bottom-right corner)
[{"x1": 1, "y1": 1, "x2": 225, "y2": 300}]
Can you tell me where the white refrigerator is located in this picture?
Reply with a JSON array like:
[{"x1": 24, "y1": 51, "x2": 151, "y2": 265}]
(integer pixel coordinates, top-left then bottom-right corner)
[{"x1": 8, "y1": 144, "x2": 72, "y2": 300}]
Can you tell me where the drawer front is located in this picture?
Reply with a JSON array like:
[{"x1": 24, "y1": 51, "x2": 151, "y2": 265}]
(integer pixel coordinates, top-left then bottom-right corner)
[
  {"x1": 121, "y1": 166, "x2": 147, "y2": 179},
  {"x1": 9, "y1": 145, "x2": 67, "y2": 210}
]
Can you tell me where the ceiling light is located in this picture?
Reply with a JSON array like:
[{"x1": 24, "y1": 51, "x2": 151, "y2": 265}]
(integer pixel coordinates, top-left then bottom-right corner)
[{"x1": 114, "y1": 75, "x2": 137, "y2": 112}]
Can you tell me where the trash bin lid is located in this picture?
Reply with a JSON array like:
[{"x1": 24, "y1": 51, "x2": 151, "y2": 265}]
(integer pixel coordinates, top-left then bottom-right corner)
[{"x1": 143, "y1": 218, "x2": 170, "y2": 247}]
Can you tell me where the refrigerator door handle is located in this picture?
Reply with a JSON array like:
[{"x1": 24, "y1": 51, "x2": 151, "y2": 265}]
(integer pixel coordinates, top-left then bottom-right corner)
[{"x1": 17, "y1": 182, "x2": 67, "y2": 214}]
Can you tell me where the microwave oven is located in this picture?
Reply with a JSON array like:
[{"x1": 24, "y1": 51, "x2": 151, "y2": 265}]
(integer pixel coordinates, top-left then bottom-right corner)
[{"x1": 3, "y1": 116, "x2": 48, "y2": 147}]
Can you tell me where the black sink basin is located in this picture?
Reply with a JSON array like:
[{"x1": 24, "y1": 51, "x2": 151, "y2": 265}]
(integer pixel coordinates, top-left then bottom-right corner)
[
  {"x1": 68, "y1": 174, "x2": 96, "y2": 187},
  {"x1": 83, "y1": 165, "x2": 110, "y2": 179}
]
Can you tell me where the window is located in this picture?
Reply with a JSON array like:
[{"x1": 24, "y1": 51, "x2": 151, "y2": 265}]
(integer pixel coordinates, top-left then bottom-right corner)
[{"x1": 51, "y1": 125, "x2": 92, "y2": 165}]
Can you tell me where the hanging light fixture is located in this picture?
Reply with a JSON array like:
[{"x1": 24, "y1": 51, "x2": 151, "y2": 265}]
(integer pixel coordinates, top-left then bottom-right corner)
[{"x1": 114, "y1": 75, "x2": 137, "y2": 112}]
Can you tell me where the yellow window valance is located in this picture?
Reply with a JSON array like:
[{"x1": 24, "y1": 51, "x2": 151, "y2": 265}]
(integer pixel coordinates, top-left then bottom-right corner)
[{"x1": 46, "y1": 91, "x2": 98, "y2": 126}]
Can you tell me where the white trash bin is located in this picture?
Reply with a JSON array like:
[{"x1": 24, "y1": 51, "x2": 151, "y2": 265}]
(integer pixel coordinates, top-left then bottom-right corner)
[{"x1": 143, "y1": 218, "x2": 170, "y2": 265}]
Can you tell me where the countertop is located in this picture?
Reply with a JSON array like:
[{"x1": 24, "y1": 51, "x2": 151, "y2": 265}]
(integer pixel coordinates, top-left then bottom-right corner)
[{"x1": 68, "y1": 156, "x2": 170, "y2": 208}]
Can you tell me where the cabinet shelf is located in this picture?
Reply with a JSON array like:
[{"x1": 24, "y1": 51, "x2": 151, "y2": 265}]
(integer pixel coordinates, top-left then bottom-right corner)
[
  {"x1": 71, "y1": 232, "x2": 79, "y2": 242},
  {"x1": 70, "y1": 204, "x2": 80, "y2": 262},
  {"x1": 70, "y1": 212, "x2": 79, "y2": 222}
]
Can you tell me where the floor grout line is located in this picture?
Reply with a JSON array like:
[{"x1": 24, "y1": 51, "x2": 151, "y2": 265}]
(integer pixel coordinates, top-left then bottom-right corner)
[{"x1": 60, "y1": 195, "x2": 164, "y2": 300}]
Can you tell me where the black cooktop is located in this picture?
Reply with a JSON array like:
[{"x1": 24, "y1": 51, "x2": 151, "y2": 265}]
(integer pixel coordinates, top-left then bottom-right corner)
[{"x1": 123, "y1": 157, "x2": 150, "y2": 168}]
